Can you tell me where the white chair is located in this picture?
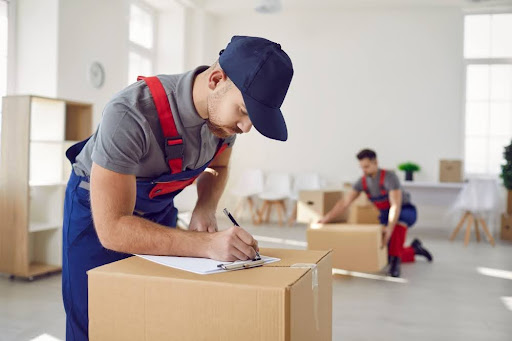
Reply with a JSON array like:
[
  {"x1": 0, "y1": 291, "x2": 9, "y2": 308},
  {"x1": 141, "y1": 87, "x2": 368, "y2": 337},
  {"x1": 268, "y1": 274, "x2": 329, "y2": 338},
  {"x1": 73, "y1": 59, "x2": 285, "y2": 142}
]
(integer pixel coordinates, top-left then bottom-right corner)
[
  {"x1": 450, "y1": 178, "x2": 501, "y2": 246},
  {"x1": 288, "y1": 173, "x2": 322, "y2": 226},
  {"x1": 257, "y1": 172, "x2": 292, "y2": 226},
  {"x1": 230, "y1": 169, "x2": 264, "y2": 224}
]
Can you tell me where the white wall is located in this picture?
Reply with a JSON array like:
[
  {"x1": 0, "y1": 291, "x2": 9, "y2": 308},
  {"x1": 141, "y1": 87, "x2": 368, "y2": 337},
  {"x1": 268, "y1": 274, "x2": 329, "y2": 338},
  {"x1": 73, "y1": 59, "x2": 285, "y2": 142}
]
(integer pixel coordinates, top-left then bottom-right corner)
[
  {"x1": 205, "y1": 8, "x2": 465, "y2": 211},
  {"x1": 183, "y1": 7, "x2": 217, "y2": 70},
  {"x1": 156, "y1": 6, "x2": 187, "y2": 75},
  {"x1": 56, "y1": 0, "x2": 189, "y2": 126},
  {"x1": 14, "y1": 1, "x2": 469, "y2": 227},
  {"x1": 15, "y1": 0, "x2": 59, "y2": 97},
  {"x1": 15, "y1": 0, "x2": 201, "y2": 131},
  {"x1": 57, "y1": 0, "x2": 131, "y2": 126}
]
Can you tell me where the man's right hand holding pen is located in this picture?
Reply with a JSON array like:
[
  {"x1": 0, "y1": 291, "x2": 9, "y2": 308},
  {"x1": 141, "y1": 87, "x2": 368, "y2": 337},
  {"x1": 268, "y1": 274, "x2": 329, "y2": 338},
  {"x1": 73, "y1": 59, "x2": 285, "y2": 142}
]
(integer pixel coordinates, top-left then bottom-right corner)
[{"x1": 206, "y1": 226, "x2": 259, "y2": 262}]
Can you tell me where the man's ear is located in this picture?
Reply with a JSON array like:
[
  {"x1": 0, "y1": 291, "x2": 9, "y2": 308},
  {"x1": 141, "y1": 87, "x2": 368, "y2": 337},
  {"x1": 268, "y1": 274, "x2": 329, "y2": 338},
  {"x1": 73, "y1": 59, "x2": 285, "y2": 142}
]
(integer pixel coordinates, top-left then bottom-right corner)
[{"x1": 208, "y1": 69, "x2": 228, "y2": 91}]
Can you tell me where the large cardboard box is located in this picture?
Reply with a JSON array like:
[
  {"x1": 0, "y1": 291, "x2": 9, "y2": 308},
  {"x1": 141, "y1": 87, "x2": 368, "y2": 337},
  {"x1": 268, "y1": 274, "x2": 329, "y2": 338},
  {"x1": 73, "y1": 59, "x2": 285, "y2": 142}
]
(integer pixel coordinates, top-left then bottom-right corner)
[
  {"x1": 501, "y1": 214, "x2": 512, "y2": 241},
  {"x1": 297, "y1": 189, "x2": 347, "y2": 223},
  {"x1": 307, "y1": 224, "x2": 387, "y2": 272},
  {"x1": 343, "y1": 183, "x2": 372, "y2": 206},
  {"x1": 88, "y1": 248, "x2": 332, "y2": 341},
  {"x1": 507, "y1": 191, "x2": 512, "y2": 215},
  {"x1": 439, "y1": 160, "x2": 463, "y2": 183},
  {"x1": 348, "y1": 204, "x2": 380, "y2": 224}
]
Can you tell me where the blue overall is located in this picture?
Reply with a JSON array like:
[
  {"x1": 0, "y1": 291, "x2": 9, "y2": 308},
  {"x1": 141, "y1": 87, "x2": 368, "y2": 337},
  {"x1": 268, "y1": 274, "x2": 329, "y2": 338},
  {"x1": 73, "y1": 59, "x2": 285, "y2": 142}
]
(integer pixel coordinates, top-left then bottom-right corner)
[{"x1": 62, "y1": 76, "x2": 227, "y2": 340}]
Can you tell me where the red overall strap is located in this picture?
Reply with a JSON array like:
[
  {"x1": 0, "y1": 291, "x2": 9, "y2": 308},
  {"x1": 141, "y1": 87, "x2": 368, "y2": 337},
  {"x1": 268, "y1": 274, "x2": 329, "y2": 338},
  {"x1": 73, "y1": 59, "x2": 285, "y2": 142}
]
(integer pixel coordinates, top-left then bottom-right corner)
[
  {"x1": 215, "y1": 143, "x2": 228, "y2": 157},
  {"x1": 148, "y1": 143, "x2": 229, "y2": 199},
  {"x1": 138, "y1": 75, "x2": 183, "y2": 174},
  {"x1": 379, "y1": 169, "x2": 387, "y2": 195}
]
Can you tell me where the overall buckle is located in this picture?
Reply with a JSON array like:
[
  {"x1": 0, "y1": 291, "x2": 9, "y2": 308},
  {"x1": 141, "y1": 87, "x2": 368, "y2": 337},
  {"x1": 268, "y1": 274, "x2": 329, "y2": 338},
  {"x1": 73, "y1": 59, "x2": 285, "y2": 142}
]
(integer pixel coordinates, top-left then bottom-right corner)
[{"x1": 165, "y1": 136, "x2": 185, "y2": 162}]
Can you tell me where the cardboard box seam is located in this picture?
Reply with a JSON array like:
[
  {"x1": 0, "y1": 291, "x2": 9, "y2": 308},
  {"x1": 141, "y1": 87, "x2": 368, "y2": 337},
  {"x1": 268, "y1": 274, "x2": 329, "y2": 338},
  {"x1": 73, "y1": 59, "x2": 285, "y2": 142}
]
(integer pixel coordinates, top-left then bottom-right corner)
[{"x1": 268, "y1": 249, "x2": 332, "y2": 288}]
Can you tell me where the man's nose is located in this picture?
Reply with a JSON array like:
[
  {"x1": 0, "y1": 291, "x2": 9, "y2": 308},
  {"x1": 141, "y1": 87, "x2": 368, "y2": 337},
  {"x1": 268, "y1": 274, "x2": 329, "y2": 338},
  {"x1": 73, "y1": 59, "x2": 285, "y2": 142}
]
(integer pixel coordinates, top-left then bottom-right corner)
[{"x1": 237, "y1": 116, "x2": 253, "y2": 133}]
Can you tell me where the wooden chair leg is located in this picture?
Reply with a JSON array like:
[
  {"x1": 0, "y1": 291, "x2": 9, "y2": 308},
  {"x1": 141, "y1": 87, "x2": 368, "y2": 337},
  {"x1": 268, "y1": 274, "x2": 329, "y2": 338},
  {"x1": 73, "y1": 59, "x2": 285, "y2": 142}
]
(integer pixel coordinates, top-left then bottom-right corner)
[
  {"x1": 477, "y1": 217, "x2": 496, "y2": 247},
  {"x1": 279, "y1": 201, "x2": 287, "y2": 226},
  {"x1": 265, "y1": 201, "x2": 272, "y2": 223},
  {"x1": 450, "y1": 211, "x2": 469, "y2": 241},
  {"x1": 287, "y1": 203, "x2": 297, "y2": 227},
  {"x1": 276, "y1": 201, "x2": 283, "y2": 226},
  {"x1": 247, "y1": 197, "x2": 256, "y2": 225},
  {"x1": 233, "y1": 197, "x2": 244, "y2": 219},
  {"x1": 255, "y1": 201, "x2": 267, "y2": 225},
  {"x1": 464, "y1": 213, "x2": 474, "y2": 247},
  {"x1": 474, "y1": 218, "x2": 481, "y2": 242}
]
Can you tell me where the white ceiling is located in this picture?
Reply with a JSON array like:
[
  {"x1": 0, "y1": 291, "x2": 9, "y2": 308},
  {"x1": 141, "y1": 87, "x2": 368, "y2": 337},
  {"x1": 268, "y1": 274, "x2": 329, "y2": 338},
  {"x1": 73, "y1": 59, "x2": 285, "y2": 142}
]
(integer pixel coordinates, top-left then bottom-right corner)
[
  {"x1": 201, "y1": 0, "x2": 512, "y2": 14},
  {"x1": 144, "y1": 0, "x2": 512, "y2": 13}
]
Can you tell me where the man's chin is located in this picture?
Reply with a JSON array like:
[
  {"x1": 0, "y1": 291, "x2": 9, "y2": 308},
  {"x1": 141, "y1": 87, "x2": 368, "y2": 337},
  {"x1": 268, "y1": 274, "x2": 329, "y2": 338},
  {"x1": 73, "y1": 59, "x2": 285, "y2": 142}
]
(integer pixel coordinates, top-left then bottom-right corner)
[{"x1": 209, "y1": 127, "x2": 233, "y2": 139}]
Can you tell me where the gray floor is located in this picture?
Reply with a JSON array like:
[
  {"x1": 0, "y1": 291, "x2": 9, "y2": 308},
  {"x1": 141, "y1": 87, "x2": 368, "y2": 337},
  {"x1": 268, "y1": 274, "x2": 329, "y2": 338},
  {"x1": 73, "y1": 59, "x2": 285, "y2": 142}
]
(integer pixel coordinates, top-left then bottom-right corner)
[{"x1": 1, "y1": 221, "x2": 511, "y2": 341}]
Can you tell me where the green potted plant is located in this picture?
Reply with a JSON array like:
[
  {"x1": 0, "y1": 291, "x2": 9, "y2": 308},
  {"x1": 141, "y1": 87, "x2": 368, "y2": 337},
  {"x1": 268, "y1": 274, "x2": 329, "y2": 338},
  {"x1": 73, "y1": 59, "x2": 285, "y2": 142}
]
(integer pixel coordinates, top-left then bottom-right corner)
[
  {"x1": 398, "y1": 162, "x2": 420, "y2": 181},
  {"x1": 501, "y1": 139, "x2": 512, "y2": 215}
]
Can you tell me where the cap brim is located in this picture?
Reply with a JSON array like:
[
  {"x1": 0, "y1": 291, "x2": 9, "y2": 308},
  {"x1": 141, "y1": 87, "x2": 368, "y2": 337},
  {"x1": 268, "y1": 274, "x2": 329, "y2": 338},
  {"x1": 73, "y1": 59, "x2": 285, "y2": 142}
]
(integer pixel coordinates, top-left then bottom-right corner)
[{"x1": 242, "y1": 93, "x2": 288, "y2": 141}]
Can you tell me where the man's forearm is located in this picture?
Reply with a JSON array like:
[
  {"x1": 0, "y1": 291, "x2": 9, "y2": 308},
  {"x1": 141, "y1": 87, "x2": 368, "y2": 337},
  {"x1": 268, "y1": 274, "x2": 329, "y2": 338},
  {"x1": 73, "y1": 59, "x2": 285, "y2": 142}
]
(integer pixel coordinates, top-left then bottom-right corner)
[
  {"x1": 323, "y1": 190, "x2": 359, "y2": 223},
  {"x1": 99, "y1": 214, "x2": 211, "y2": 257},
  {"x1": 387, "y1": 205, "x2": 401, "y2": 230},
  {"x1": 325, "y1": 200, "x2": 347, "y2": 222},
  {"x1": 195, "y1": 166, "x2": 229, "y2": 211}
]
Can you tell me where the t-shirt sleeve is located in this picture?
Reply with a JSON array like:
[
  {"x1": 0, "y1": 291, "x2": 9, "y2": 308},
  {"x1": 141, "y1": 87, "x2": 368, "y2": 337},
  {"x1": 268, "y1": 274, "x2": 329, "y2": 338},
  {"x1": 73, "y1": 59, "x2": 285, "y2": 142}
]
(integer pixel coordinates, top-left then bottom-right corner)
[
  {"x1": 91, "y1": 101, "x2": 150, "y2": 175},
  {"x1": 385, "y1": 171, "x2": 401, "y2": 191},
  {"x1": 224, "y1": 134, "x2": 236, "y2": 148},
  {"x1": 353, "y1": 177, "x2": 363, "y2": 192}
]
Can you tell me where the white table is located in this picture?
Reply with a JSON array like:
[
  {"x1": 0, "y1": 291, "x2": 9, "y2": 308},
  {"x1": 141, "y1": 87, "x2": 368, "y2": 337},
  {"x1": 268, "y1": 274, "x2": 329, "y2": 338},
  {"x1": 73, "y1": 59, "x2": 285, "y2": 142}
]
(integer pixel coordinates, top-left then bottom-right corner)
[
  {"x1": 402, "y1": 181, "x2": 465, "y2": 228},
  {"x1": 402, "y1": 181, "x2": 465, "y2": 206}
]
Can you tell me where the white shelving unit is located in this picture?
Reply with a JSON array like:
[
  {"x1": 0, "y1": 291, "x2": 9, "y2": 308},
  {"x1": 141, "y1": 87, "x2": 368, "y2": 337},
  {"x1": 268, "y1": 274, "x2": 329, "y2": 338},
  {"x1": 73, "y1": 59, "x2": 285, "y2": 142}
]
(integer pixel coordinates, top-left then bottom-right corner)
[{"x1": 0, "y1": 95, "x2": 92, "y2": 278}]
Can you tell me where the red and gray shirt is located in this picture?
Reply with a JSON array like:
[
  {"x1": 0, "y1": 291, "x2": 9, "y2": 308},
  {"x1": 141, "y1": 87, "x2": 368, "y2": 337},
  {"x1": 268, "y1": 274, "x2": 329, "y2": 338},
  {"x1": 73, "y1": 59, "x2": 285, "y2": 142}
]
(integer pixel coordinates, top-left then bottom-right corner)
[
  {"x1": 73, "y1": 66, "x2": 236, "y2": 180},
  {"x1": 353, "y1": 169, "x2": 411, "y2": 205}
]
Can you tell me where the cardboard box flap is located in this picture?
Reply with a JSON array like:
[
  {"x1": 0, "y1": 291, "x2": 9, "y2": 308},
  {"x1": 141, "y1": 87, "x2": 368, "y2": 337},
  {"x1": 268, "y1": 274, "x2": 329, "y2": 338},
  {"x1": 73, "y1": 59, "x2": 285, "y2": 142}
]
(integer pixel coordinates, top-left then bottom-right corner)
[
  {"x1": 88, "y1": 248, "x2": 331, "y2": 290},
  {"x1": 88, "y1": 256, "x2": 310, "y2": 289},
  {"x1": 310, "y1": 224, "x2": 383, "y2": 233},
  {"x1": 261, "y1": 248, "x2": 332, "y2": 267}
]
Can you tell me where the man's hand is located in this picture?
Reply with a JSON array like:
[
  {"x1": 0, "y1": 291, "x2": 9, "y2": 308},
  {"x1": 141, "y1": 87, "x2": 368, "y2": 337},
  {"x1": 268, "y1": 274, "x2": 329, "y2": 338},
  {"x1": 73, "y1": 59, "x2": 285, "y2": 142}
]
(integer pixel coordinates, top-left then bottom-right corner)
[
  {"x1": 317, "y1": 216, "x2": 330, "y2": 224},
  {"x1": 189, "y1": 208, "x2": 218, "y2": 233},
  {"x1": 207, "y1": 226, "x2": 259, "y2": 261},
  {"x1": 381, "y1": 226, "x2": 393, "y2": 248}
]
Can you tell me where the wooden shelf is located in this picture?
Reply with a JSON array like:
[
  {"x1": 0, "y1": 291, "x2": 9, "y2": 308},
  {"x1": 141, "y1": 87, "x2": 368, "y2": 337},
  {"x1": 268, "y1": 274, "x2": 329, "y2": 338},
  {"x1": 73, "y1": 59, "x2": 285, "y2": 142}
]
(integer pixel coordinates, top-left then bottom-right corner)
[
  {"x1": 29, "y1": 222, "x2": 61, "y2": 233},
  {"x1": 0, "y1": 95, "x2": 92, "y2": 279},
  {"x1": 30, "y1": 140, "x2": 65, "y2": 144},
  {"x1": 29, "y1": 181, "x2": 67, "y2": 187},
  {"x1": 66, "y1": 102, "x2": 93, "y2": 141},
  {"x1": 27, "y1": 262, "x2": 61, "y2": 278}
]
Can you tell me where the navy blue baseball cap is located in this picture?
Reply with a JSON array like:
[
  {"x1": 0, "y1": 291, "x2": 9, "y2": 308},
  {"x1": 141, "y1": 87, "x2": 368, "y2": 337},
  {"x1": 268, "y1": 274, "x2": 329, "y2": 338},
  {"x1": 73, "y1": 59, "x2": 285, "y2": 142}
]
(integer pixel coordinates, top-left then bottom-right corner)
[{"x1": 219, "y1": 36, "x2": 293, "y2": 141}]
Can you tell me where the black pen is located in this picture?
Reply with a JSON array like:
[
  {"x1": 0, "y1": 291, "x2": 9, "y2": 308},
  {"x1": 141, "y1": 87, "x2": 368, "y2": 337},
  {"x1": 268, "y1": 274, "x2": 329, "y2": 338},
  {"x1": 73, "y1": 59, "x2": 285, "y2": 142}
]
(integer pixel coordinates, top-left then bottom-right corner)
[{"x1": 223, "y1": 208, "x2": 261, "y2": 261}]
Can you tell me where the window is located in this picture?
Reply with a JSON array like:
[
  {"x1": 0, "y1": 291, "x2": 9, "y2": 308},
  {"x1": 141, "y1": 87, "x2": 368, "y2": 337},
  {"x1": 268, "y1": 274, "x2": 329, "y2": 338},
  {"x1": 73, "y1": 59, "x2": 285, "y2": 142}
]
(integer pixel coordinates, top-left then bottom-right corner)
[
  {"x1": 464, "y1": 14, "x2": 512, "y2": 175},
  {"x1": 128, "y1": 2, "x2": 156, "y2": 85}
]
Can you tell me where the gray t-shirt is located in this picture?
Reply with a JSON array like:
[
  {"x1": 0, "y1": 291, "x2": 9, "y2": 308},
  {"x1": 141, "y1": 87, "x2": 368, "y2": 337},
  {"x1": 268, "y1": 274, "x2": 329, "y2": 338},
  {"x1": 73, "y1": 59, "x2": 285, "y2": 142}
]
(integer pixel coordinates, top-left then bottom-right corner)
[
  {"x1": 353, "y1": 169, "x2": 411, "y2": 205},
  {"x1": 73, "y1": 66, "x2": 235, "y2": 179}
]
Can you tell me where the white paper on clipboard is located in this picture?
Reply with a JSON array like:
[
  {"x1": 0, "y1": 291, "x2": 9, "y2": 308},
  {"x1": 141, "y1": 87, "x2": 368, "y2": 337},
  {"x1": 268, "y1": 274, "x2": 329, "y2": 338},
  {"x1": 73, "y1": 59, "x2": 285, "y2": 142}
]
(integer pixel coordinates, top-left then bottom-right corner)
[{"x1": 136, "y1": 254, "x2": 280, "y2": 275}]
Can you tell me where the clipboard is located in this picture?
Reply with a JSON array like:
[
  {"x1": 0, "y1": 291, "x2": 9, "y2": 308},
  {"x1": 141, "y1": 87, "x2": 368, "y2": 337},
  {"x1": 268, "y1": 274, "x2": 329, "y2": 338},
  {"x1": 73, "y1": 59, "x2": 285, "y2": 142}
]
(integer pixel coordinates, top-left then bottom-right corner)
[
  {"x1": 136, "y1": 254, "x2": 280, "y2": 275},
  {"x1": 217, "y1": 258, "x2": 266, "y2": 271}
]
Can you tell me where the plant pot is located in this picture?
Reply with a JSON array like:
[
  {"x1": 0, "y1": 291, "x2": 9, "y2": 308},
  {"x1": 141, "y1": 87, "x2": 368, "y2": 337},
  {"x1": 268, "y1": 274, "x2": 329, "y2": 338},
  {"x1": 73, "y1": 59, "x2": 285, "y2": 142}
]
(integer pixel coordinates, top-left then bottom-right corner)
[{"x1": 405, "y1": 171, "x2": 414, "y2": 181}]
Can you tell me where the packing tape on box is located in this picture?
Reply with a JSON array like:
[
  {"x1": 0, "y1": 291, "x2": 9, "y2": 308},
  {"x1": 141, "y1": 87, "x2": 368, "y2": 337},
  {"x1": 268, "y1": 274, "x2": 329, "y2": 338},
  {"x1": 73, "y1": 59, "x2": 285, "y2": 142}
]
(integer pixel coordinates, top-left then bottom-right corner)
[{"x1": 291, "y1": 263, "x2": 319, "y2": 330}]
